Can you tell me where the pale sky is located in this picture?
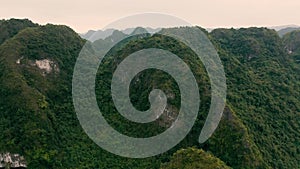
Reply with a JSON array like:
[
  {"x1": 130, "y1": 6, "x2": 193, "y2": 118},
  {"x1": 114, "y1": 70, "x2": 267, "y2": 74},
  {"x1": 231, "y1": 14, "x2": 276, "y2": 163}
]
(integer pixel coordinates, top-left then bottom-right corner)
[{"x1": 1, "y1": 0, "x2": 300, "y2": 33}]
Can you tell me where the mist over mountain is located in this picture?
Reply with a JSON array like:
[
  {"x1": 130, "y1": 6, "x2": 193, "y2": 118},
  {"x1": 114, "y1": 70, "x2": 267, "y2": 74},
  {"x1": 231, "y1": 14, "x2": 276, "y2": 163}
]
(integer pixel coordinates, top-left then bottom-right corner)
[
  {"x1": 206, "y1": 25, "x2": 300, "y2": 37},
  {"x1": 278, "y1": 27, "x2": 300, "y2": 37},
  {"x1": 80, "y1": 29, "x2": 115, "y2": 42},
  {"x1": 269, "y1": 24, "x2": 300, "y2": 31},
  {"x1": 81, "y1": 25, "x2": 300, "y2": 42},
  {"x1": 0, "y1": 19, "x2": 299, "y2": 168},
  {"x1": 80, "y1": 27, "x2": 161, "y2": 42}
]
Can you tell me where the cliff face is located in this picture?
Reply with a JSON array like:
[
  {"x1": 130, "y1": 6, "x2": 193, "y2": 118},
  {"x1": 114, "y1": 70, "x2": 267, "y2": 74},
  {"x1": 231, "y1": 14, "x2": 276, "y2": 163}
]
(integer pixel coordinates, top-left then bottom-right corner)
[{"x1": 0, "y1": 153, "x2": 27, "y2": 168}]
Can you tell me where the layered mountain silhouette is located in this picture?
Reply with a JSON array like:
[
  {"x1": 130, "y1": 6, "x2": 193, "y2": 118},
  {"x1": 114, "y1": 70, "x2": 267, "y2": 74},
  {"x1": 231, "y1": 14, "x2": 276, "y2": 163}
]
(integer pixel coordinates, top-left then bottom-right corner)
[{"x1": 80, "y1": 27, "x2": 161, "y2": 42}]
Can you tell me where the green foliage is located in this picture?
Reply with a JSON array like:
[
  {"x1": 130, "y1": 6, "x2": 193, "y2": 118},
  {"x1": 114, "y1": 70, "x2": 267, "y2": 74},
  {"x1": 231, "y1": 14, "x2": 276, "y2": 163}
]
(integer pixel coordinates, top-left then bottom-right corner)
[
  {"x1": 0, "y1": 18, "x2": 37, "y2": 45},
  {"x1": 210, "y1": 28, "x2": 300, "y2": 168},
  {"x1": 206, "y1": 106, "x2": 266, "y2": 168},
  {"x1": 160, "y1": 147, "x2": 231, "y2": 169},
  {"x1": 211, "y1": 28, "x2": 286, "y2": 63},
  {"x1": 95, "y1": 33, "x2": 210, "y2": 138},
  {"x1": 0, "y1": 19, "x2": 299, "y2": 169},
  {"x1": 283, "y1": 30, "x2": 300, "y2": 62}
]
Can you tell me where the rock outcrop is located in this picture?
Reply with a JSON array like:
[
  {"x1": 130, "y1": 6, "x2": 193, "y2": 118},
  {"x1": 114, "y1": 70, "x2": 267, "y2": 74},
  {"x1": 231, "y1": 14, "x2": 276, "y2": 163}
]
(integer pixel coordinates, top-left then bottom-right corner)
[{"x1": 0, "y1": 153, "x2": 26, "y2": 168}]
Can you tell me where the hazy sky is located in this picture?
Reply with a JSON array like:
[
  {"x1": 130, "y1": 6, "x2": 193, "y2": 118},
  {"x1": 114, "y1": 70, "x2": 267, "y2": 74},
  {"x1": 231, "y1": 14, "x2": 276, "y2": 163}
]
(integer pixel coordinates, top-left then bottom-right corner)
[{"x1": 1, "y1": 0, "x2": 300, "y2": 33}]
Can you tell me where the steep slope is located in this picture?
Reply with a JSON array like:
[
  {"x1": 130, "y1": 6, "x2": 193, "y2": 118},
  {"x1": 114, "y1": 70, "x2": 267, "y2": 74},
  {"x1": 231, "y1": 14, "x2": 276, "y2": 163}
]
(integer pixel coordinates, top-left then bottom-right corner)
[
  {"x1": 93, "y1": 28, "x2": 268, "y2": 168},
  {"x1": 0, "y1": 21, "x2": 166, "y2": 169},
  {"x1": 0, "y1": 23, "x2": 87, "y2": 168},
  {"x1": 210, "y1": 27, "x2": 300, "y2": 168},
  {"x1": 0, "y1": 19, "x2": 299, "y2": 169},
  {"x1": 206, "y1": 106, "x2": 265, "y2": 168},
  {"x1": 282, "y1": 30, "x2": 300, "y2": 82},
  {"x1": 283, "y1": 30, "x2": 300, "y2": 61}
]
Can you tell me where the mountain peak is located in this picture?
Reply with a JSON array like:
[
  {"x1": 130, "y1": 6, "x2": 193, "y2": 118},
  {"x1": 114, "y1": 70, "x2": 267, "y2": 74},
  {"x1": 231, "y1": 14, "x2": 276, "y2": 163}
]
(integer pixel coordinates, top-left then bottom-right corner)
[{"x1": 130, "y1": 27, "x2": 148, "y2": 35}]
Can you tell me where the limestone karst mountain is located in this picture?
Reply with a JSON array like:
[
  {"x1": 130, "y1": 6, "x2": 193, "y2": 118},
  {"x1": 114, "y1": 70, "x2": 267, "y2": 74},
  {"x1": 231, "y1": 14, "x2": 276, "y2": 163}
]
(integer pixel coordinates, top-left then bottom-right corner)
[{"x1": 0, "y1": 19, "x2": 299, "y2": 168}]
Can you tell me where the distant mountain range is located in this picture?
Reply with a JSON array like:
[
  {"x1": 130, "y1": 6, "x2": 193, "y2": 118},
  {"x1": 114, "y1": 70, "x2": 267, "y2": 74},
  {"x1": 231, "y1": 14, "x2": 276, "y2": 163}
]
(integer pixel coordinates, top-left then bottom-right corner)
[
  {"x1": 277, "y1": 27, "x2": 300, "y2": 37},
  {"x1": 80, "y1": 27, "x2": 161, "y2": 42},
  {"x1": 269, "y1": 24, "x2": 299, "y2": 31},
  {"x1": 81, "y1": 25, "x2": 300, "y2": 42}
]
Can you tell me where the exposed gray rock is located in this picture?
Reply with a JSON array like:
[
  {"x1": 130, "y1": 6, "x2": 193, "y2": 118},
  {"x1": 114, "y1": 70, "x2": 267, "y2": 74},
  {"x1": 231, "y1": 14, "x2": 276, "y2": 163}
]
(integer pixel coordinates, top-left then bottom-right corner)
[{"x1": 0, "y1": 152, "x2": 26, "y2": 168}]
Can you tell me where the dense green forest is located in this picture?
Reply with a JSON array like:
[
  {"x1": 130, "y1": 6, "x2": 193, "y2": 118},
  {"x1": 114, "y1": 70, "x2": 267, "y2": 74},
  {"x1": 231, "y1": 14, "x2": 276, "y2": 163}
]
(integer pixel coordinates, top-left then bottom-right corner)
[{"x1": 0, "y1": 19, "x2": 299, "y2": 168}]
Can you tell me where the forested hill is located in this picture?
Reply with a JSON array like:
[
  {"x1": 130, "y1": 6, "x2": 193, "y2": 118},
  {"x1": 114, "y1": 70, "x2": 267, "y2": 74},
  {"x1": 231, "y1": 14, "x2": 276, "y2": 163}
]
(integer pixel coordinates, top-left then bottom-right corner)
[{"x1": 0, "y1": 19, "x2": 299, "y2": 168}]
